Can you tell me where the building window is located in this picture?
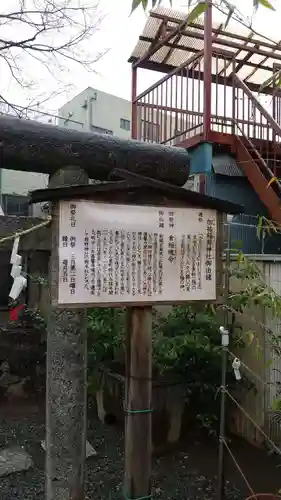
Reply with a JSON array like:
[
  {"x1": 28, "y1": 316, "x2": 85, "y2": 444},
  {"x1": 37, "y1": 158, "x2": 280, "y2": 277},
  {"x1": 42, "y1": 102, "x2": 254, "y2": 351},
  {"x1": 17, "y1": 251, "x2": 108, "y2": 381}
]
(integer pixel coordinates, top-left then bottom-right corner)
[
  {"x1": 141, "y1": 120, "x2": 159, "y2": 142},
  {"x1": 120, "y1": 118, "x2": 130, "y2": 131},
  {"x1": 91, "y1": 125, "x2": 113, "y2": 135},
  {"x1": 2, "y1": 195, "x2": 29, "y2": 216}
]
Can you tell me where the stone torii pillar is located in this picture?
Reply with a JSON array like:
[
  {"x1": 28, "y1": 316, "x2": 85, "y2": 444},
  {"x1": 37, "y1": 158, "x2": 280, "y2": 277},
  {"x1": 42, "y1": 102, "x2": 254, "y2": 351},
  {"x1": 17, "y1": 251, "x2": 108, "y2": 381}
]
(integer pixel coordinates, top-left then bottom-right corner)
[{"x1": 46, "y1": 166, "x2": 88, "y2": 500}]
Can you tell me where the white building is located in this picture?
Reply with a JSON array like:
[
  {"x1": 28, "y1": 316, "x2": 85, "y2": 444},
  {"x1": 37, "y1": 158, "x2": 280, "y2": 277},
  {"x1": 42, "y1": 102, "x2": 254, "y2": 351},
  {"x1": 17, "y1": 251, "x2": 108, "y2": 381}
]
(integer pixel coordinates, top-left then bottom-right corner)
[
  {"x1": 58, "y1": 87, "x2": 132, "y2": 139},
  {"x1": 0, "y1": 171, "x2": 49, "y2": 217}
]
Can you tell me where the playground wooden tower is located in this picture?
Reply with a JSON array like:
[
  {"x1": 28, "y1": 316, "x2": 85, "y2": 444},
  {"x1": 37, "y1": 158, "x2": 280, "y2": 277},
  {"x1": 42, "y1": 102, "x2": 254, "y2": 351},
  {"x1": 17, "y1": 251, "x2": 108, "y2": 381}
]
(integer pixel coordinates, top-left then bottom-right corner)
[{"x1": 129, "y1": 4, "x2": 281, "y2": 224}]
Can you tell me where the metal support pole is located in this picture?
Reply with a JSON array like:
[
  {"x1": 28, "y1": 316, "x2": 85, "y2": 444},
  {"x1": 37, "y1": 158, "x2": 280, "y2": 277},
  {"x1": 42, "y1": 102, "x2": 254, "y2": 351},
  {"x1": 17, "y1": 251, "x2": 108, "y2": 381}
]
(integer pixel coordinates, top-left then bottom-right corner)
[
  {"x1": 217, "y1": 217, "x2": 232, "y2": 500},
  {"x1": 203, "y1": 0, "x2": 212, "y2": 140},
  {"x1": 131, "y1": 66, "x2": 138, "y2": 140},
  {"x1": 232, "y1": 60, "x2": 236, "y2": 135},
  {"x1": 46, "y1": 166, "x2": 89, "y2": 500},
  {"x1": 217, "y1": 326, "x2": 229, "y2": 500}
]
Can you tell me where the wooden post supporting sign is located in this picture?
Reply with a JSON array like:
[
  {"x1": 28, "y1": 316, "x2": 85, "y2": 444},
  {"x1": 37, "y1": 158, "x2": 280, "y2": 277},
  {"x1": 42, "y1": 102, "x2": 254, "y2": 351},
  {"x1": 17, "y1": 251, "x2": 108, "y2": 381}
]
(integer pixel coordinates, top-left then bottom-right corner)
[{"x1": 124, "y1": 306, "x2": 153, "y2": 500}]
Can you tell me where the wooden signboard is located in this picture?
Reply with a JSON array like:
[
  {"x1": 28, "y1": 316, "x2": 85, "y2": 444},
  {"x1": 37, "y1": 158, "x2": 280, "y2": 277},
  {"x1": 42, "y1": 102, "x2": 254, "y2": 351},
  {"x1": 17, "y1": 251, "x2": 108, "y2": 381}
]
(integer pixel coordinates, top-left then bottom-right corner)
[{"x1": 57, "y1": 200, "x2": 218, "y2": 307}]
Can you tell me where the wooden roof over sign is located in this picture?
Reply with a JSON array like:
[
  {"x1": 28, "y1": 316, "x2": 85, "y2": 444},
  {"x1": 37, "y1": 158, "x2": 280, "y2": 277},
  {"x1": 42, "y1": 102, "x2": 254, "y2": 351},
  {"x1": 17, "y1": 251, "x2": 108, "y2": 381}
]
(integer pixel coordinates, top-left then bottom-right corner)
[{"x1": 30, "y1": 169, "x2": 244, "y2": 215}]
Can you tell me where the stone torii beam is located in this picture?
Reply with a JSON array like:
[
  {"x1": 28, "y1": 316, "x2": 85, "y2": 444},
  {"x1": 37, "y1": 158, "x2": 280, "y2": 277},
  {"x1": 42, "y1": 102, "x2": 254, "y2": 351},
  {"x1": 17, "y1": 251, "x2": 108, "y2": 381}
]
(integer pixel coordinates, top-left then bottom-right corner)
[{"x1": 0, "y1": 115, "x2": 190, "y2": 186}]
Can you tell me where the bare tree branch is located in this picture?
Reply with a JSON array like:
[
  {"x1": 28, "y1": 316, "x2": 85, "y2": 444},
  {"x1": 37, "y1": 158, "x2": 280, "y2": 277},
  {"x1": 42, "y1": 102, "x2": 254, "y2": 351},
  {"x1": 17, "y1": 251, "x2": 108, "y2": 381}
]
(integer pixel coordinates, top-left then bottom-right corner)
[{"x1": 0, "y1": 0, "x2": 106, "y2": 108}]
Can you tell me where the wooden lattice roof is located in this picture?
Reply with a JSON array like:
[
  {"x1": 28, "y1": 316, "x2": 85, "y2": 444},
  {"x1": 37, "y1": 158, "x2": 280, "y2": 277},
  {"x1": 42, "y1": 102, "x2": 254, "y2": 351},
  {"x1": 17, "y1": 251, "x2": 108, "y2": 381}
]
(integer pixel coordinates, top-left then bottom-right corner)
[{"x1": 129, "y1": 6, "x2": 281, "y2": 91}]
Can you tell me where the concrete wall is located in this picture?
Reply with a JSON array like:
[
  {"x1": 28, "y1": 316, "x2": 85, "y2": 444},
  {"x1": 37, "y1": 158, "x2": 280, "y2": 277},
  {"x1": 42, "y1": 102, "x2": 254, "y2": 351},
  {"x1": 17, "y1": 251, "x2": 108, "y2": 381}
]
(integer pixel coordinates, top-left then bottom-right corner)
[{"x1": 59, "y1": 87, "x2": 132, "y2": 139}]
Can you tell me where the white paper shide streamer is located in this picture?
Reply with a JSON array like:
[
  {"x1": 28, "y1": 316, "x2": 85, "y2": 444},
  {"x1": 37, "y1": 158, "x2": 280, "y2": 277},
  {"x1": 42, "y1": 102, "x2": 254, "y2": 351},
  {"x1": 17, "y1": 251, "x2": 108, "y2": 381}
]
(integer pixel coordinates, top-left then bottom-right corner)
[{"x1": 9, "y1": 236, "x2": 27, "y2": 301}]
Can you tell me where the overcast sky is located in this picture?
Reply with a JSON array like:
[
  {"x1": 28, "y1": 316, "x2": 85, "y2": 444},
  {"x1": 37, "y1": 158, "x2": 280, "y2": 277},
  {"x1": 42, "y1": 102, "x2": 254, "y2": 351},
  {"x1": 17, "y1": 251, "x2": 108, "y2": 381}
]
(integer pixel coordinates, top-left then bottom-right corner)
[{"x1": 3, "y1": 0, "x2": 281, "y2": 115}]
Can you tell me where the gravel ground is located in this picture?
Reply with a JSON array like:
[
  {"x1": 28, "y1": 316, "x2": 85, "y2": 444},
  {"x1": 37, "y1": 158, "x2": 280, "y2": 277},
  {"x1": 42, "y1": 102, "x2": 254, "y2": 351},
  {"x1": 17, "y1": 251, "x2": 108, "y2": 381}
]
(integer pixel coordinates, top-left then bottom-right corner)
[{"x1": 0, "y1": 412, "x2": 245, "y2": 500}]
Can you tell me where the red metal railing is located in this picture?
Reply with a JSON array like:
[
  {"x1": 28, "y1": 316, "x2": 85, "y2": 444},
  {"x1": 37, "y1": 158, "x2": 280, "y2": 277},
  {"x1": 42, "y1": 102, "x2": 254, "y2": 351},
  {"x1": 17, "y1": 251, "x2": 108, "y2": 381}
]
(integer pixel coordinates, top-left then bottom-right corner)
[
  {"x1": 209, "y1": 50, "x2": 234, "y2": 135},
  {"x1": 133, "y1": 50, "x2": 235, "y2": 145},
  {"x1": 133, "y1": 48, "x2": 281, "y2": 182},
  {"x1": 233, "y1": 75, "x2": 281, "y2": 178},
  {"x1": 134, "y1": 51, "x2": 204, "y2": 145}
]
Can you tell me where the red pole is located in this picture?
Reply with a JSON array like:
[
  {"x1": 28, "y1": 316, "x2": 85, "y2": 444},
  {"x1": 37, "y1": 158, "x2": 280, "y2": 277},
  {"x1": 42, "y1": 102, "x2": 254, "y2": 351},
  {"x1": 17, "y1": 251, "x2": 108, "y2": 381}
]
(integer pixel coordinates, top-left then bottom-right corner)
[
  {"x1": 203, "y1": 0, "x2": 212, "y2": 140},
  {"x1": 131, "y1": 66, "x2": 138, "y2": 139}
]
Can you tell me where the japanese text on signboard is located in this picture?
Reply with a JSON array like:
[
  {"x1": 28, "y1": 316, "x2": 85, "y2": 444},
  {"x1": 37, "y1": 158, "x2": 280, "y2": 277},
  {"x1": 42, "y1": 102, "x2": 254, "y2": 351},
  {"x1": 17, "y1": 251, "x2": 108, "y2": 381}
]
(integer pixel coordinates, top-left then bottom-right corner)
[{"x1": 58, "y1": 201, "x2": 217, "y2": 305}]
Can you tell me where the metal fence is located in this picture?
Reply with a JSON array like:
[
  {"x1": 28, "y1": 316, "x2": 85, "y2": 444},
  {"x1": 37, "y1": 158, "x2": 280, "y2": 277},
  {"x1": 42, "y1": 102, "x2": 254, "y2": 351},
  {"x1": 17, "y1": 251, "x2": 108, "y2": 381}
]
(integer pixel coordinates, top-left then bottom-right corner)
[{"x1": 225, "y1": 214, "x2": 281, "y2": 255}]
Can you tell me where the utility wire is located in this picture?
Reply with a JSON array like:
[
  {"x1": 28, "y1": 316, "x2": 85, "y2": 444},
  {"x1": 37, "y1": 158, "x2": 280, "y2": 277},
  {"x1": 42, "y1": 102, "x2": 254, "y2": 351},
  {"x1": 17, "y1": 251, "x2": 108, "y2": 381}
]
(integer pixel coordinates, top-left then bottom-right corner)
[
  {"x1": 220, "y1": 437, "x2": 258, "y2": 499},
  {"x1": 223, "y1": 387, "x2": 281, "y2": 456}
]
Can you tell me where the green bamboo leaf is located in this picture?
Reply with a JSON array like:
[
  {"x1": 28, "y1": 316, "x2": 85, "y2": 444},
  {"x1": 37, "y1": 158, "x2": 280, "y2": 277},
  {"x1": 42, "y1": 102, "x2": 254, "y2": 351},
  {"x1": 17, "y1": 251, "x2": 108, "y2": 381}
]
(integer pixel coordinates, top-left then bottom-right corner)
[
  {"x1": 247, "y1": 331, "x2": 255, "y2": 345},
  {"x1": 256, "y1": 343, "x2": 262, "y2": 360},
  {"x1": 264, "y1": 359, "x2": 273, "y2": 369},
  {"x1": 224, "y1": 5, "x2": 235, "y2": 29},
  {"x1": 272, "y1": 398, "x2": 281, "y2": 411},
  {"x1": 130, "y1": 0, "x2": 143, "y2": 14},
  {"x1": 259, "y1": 70, "x2": 281, "y2": 92},
  {"x1": 276, "y1": 77, "x2": 281, "y2": 89},
  {"x1": 187, "y1": 2, "x2": 208, "y2": 25},
  {"x1": 257, "y1": 216, "x2": 263, "y2": 240},
  {"x1": 267, "y1": 176, "x2": 278, "y2": 188},
  {"x1": 264, "y1": 217, "x2": 279, "y2": 234},
  {"x1": 257, "y1": 0, "x2": 275, "y2": 10},
  {"x1": 254, "y1": 289, "x2": 268, "y2": 298}
]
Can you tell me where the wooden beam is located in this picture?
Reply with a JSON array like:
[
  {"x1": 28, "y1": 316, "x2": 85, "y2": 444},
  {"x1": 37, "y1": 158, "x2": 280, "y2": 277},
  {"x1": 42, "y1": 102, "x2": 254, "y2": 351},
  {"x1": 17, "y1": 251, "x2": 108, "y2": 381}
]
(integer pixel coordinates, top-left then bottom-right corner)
[
  {"x1": 234, "y1": 51, "x2": 255, "y2": 74},
  {"x1": 124, "y1": 306, "x2": 152, "y2": 500},
  {"x1": 178, "y1": 28, "x2": 281, "y2": 62},
  {"x1": 150, "y1": 11, "x2": 280, "y2": 54},
  {"x1": 140, "y1": 36, "x2": 274, "y2": 71},
  {"x1": 132, "y1": 10, "x2": 192, "y2": 69},
  {"x1": 245, "y1": 41, "x2": 281, "y2": 82},
  {"x1": 138, "y1": 35, "x2": 277, "y2": 72},
  {"x1": 218, "y1": 32, "x2": 254, "y2": 76}
]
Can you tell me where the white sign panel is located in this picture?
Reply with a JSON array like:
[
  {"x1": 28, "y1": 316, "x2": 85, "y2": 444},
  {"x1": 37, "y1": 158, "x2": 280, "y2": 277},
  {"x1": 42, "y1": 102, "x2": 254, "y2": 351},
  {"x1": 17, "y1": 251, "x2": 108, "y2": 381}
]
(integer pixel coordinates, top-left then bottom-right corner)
[{"x1": 58, "y1": 201, "x2": 217, "y2": 306}]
